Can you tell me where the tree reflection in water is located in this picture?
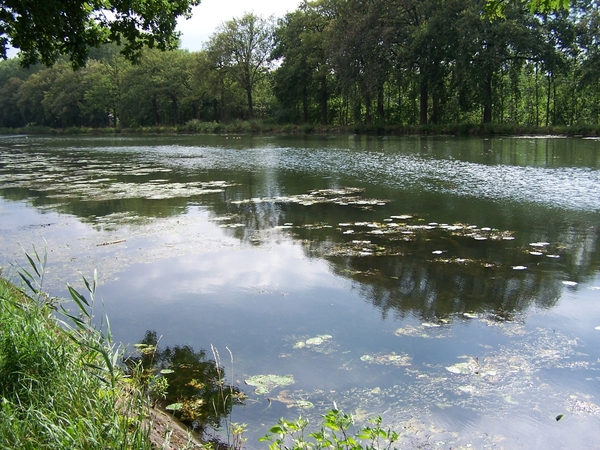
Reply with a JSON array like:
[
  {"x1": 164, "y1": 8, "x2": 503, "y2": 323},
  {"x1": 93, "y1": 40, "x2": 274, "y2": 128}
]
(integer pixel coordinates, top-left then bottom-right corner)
[{"x1": 128, "y1": 330, "x2": 245, "y2": 446}]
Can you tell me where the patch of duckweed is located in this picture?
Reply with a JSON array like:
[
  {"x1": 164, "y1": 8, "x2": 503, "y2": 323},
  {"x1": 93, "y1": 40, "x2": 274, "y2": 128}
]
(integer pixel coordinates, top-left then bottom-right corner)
[
  {"x1": 360, "y1": 352, "x2": 412, "y2": 367},
  {"x1": 0, "y1": 148, "x2": 235, "y2": 204},
  {"x1": 445, "y1": 357, "x2": 484, "y2": 375},
  {"x1": 245, "y1": 374, "x2": 295, "y2": 395},
  {"x1": 90, "y1": 211, "x2": 149, "y2": 229},
  {"x1": 479, "y1": 316, "x2": 527, "y2": 336},
  {"x1": 272, "y1": 390, "x2": 315, "y2": 409},
  {"x1": 288, "y1": 334, "x2": 336, "y2": 355},
  {"x1": 394, "y1": 323, "x2": 452, "y2": 339},
  {"x1": 568, "y1": 397, "x2": 600, "y2": 416},
  {"x1": 230, "y1": 187, "x2": 389, "y2": 210},
  {"x1": 293, "y1": 334, "x2": 333, "y2": 349},
  {"x1": 277, "y1": 322, "x2": 591, "y2": 446},
  {"x1": 316, "y1": 217, "x2": 517, "y2": 260}
]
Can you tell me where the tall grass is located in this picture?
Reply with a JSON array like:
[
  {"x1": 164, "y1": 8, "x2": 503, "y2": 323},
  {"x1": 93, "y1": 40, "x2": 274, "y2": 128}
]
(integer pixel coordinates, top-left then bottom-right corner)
[{"x1": 0, "y1": 249, "x2": 155, "y2": 449}]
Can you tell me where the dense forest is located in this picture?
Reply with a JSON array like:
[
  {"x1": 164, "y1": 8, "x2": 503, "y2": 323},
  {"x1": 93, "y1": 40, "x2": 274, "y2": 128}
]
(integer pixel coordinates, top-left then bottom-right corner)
[{"x1": 0, "y1": 0, "x2": 599, "y2": 130}]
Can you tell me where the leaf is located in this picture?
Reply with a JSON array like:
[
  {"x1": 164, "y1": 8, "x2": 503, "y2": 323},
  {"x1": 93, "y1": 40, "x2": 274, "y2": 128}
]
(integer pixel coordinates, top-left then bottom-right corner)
[{"x1": 166, "y1": 403, "x2": 183, "y2": 411}]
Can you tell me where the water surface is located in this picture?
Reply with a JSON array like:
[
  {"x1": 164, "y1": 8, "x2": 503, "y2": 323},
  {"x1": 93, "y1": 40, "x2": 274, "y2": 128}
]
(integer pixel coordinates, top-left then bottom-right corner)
[{"x1": 1, "y1": 134, "x2": 599, "y2": 448}]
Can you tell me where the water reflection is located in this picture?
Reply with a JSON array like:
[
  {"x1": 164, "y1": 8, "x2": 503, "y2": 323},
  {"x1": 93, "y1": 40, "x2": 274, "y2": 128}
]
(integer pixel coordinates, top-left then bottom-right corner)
[
  {"x1": 1, "y1": 134, "x2": 600, "y2": 447},
  {"x1": 1, "y1": 134, "x2": 599, "y2": 324},
  {"x1": 129, "y1": 330, "x2": 244, "y2": 446}
]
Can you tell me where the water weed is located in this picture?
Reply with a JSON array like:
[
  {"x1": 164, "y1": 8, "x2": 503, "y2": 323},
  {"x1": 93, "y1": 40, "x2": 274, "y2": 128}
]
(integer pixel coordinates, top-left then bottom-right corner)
[{"x1": 260, "y1": 409, "x2": 399, "y2": 450}]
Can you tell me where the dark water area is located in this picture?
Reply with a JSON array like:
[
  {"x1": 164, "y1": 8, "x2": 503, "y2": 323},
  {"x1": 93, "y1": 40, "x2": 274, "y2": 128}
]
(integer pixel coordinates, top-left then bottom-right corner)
[{"x1": 1, "y1": 134, "x2": 599, "y2": 448}]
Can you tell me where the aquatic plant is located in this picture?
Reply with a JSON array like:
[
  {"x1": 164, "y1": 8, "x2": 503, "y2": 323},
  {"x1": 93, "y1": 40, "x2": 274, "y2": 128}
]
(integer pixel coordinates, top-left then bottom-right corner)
[
  {"x1": 260, "y1": 408, "x2": 399, "y2": 450},
  {"x1": 0, "y1": 247, "x2": 199, "y2": 449}
]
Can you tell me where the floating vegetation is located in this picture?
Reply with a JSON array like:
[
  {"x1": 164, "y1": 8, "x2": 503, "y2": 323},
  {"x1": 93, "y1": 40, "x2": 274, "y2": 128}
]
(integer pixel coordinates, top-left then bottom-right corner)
[
  {"x1": 394, "y1": 324, "x2": 451, "y2": 339},
  {"x1": 219, "y1": 223, "x2": 246, "y2": 228},
  {"x1": 0, "y1": 147, "x2": 237, "y2": 207},
  {"x1": 479, "y1": 316, "x2": 527, "y2": 336},
  {"x1": 231, "y1": 187, "x2": 389, "y2": 210},
  {"x1": 96, "y1": 239, "x2": 126, "y2": 247},
  {"x1": 445, "y1": 357, "x2": 483, "y2": 375},
  {"x1": 92, "y1": 211, "x2": 148, "y2": 228},
  {"x1": 568, "y1": 397, "x2": 600, "y2": 416},
  {"x1": 273, "y1": 390, "x2": 315, "y2": 409},
  {"x1": 294, "y1": 334, "x2": 333, "y2": 349},
  {"x1": 289, "y1": 334, "x2": 336, "y2": 355},
  {"x1": 210, "y1": 214, "x2": 241, "y2": 223},
  {"x1": 300, "y1": 323, "x2": 591, "y2": 447},
  {"x1": 360, "y1": 352, "x2": 412, "y2": 367},
  {"x1": 245, "y1": 374, "x2": 295, "y2": 395},
  {"x1": 315, "y1": 216, "x2": 517, "y2": 260}
]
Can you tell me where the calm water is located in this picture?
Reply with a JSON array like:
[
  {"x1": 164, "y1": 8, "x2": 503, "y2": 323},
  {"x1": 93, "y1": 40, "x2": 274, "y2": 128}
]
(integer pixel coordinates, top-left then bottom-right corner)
[{"x1": 1, "y1": 134, "x2": 600, "y2": 448}]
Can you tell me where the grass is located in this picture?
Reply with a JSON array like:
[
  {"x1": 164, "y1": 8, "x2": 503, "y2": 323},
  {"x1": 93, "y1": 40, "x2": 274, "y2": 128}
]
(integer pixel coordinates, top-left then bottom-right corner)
[
  {"x1": 2, "y1": 121, "x2": 599, "y2": 137},
  {"x1": 0, "y1": 250, "x2": 181, "y2": 449}
]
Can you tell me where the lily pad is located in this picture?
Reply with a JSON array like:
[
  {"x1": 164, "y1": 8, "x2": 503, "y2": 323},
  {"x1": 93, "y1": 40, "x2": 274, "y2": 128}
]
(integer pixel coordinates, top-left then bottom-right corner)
[
  {"x1": 445, "y1": 357, "x2": 480, "y2": 375},
  {"x1": 293, "y1": 334, "x2": 333, "y2": 349},
  {"x1": 165, "y1": 403, "x2": 183, "y2": 411},
  {"x1": 530, "y1": 242, "x2": 550, "y2": 247},
  {"x1": 245, "y1": 374, "x2": 295, "y2": 395},
  {"x1": 394, "y1": 324, "x2": 449, "y2": 339},
  {"x1": 360, "y1": 352, "x2": 411, "y2": 367},
  {"x1": 273, "y1": 391, "x2": 315, "y2": 409}
]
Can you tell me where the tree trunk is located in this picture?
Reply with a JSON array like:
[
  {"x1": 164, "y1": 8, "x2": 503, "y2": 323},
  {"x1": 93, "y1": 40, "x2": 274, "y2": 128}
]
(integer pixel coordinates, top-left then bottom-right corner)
[
  {"x1": 365, "y1": 92, "x2": 372, "y2": 125},
  {"x1": 320, "y1": 76, "x2": 328, "y2": 126},
  {"x1": 431, "y1": 93, "x2": 439, "y2": 124},
  {"x1": 171, "y1": 96, "x2": 179, "y2": 126},
  {"x1": 419, "y1": 81, "x2": 428, "y2": 125},
  {"x1": 482, "y1": 74, "x2": 492, "y2": 124},
  {"x1": 535, "y1": 64, "x2": 539, "y2": 127},
  {"x1": 220, "y1": 81, "x2": 226, "y2": 122},
  {"x1": 302, "y1": 85, "x2": 309, "y2": 123},
  {"x1": 377, "y1": 88, "x2": 384, "y2": 123},
  {"x1": 247, "y1": 88, "x2": 254, "y2": 120},
  {"x1": 193, "y1": 100, "x2": 199, "y2": 120},
  {"x1": 545, "y1": 75, "x2": 551, "y2": 127},
  {"x1": 152, "y1": 94, "x2": 160, "y2": 125}
]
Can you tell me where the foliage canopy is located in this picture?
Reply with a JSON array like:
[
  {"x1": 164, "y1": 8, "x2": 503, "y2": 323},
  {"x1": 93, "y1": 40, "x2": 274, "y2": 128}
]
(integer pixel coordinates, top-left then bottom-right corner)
[{"x1": 0, "y1": 0, "x2": 201, "y2": 68}]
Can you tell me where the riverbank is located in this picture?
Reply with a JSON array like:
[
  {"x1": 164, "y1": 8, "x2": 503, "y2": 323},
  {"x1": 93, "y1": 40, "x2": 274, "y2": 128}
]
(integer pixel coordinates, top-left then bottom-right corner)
[
  {"x1": 1, "y1": 120, "x2": 599, "y2": 137},
  {"x1": 0, "y1": 275, "x2": 201, "y2": 449}
]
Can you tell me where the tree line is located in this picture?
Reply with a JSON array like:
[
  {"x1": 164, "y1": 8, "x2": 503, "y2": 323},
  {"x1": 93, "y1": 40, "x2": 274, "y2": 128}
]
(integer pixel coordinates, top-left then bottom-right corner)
[{"x1": 0, "y1": 0, "x2": 599, "y2": 130}]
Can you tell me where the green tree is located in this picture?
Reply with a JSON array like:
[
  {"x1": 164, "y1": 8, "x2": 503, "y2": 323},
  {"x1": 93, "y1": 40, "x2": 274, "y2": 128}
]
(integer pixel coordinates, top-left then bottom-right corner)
[
  {"x1": 0, "y1": 77, "x2": 23, "y2": 127},
  {"x1": 455, "y1": 0, "x2": 545, "y2": 123},
  {"x1": 272, "y1": 1, "x2": 334, "y2": 124},
  {"x1": 206, "y1": 13, "x2": 275, "y2": 119},
  {"x1": 16, "y1": 68, "x2": 58, "y2": 126},
  {"x1": 486, "y1": 0, "x2": 571, "y2": 17},
  {"x1": 82, "y1": 46, "x2": 131, "y2": 127},
  {"x1": 41, "y1": 62, "x2": 89, "y2": 127},
  {"x1": 0, "y1": 0, "x2": 201, "y2": 68}
]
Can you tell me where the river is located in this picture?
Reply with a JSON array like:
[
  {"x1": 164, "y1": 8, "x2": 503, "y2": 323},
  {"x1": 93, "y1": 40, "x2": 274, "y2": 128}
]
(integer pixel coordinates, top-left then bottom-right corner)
[{"x1": 1, "y1": 134, "x2": 599, "y2": 448}]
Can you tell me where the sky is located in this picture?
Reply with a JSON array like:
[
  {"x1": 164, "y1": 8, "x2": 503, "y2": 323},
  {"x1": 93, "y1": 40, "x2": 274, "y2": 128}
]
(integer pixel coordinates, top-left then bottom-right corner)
[{"x1": 176, "y1": 0, "x2": 303, "y2": 51}]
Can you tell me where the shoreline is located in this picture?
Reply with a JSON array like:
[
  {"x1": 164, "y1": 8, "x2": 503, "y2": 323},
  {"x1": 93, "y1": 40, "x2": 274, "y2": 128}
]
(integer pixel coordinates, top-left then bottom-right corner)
[{"x1": 1, "y1": 122, "x2": 599, "y2": 138}]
